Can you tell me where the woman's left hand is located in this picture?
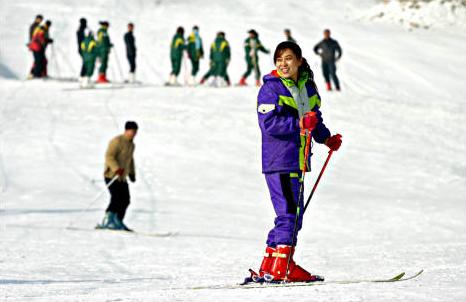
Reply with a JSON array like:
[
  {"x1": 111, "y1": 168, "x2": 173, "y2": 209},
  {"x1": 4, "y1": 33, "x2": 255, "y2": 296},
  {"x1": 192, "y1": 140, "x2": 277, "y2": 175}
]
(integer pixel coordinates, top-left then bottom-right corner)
[{"x1": 325, "y1": 134, "x2": 342, "y2": 151}]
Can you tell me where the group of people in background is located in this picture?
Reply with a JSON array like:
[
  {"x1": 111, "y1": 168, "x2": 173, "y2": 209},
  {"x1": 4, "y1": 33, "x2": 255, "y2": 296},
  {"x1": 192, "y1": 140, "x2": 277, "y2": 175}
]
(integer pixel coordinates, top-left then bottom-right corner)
[
  {"x1": 27, "y1": 14, "x2": 53, "y2": 79},
  {"x1": 76, "y1": 18, "x2": 137, "y2": 87},
  {"x1": 26, "y1": 15, "x2": 342, "y2": 91},
  {"x1": 167, "y1": 26, "x2": 342, "y2": 90}
]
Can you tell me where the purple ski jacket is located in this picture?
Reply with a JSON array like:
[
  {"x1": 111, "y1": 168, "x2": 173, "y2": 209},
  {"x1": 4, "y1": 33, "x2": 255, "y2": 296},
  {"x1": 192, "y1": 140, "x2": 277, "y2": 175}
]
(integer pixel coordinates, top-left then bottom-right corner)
[{"x1": 257, "y1": 70, "x2": 331, "y2": 174}]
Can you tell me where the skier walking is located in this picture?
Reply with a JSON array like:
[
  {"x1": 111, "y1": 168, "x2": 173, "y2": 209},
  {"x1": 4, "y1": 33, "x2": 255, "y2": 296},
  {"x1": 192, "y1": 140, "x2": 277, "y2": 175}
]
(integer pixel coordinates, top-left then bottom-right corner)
[
  {"x1": 254, "y1": 41, "x2": 342, "y2": 282},
  {"x1": 167, "y1": 26, "x2": 185, "y2": 86},
  {"x1": 80, "y1": 29, "x2": 98, "y2": 88},
  {"x1": 284, "y1": 28, "x2": 296, "y2": 43},
  {"x1": 77, "y1": 18, "x2": 87, "y2": 80},
  {"x1": 27, "y1": 15, "x2": 44, "y2": 79},
  {"x1": 96, "y1": 21, "x2": 113, "y2": 83},
  {"x1": 199, "y1": 31, "x2": 231, "y2": 86},
  {"x1": 41, "y1": 20, "x2": 53, "y2": 77},
  {"x1": 99, "y1": 121, "x2": 138, "y2": 231},
  {"x1": 313, "y1": 29, "x2": 342, "y2": 91},
  {"x1": 186, "y1": 26, "x2": 204, "y2": 85},
  {"x1": 238, "y1": 29, "x2": 270, "y2": 87},
  {"x1": 124, "y1": 22, "x2": 137, "y2": 83},
  {"x1": 28, "y1": 24, "x2": 49, "y2": 78}
]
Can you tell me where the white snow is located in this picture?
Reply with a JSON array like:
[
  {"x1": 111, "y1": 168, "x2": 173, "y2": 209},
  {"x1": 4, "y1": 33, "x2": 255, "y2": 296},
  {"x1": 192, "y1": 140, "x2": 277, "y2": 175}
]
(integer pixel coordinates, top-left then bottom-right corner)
[{"x1": 1, "y1": 0, "x2": 466, "y2": 301}]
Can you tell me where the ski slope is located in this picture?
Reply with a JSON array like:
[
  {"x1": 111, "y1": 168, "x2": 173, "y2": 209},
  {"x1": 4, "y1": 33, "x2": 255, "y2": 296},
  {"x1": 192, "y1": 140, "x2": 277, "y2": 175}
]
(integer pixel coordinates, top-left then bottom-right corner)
[{"x1": 1, "y1": 0, "x2": 465, "y2": 301}]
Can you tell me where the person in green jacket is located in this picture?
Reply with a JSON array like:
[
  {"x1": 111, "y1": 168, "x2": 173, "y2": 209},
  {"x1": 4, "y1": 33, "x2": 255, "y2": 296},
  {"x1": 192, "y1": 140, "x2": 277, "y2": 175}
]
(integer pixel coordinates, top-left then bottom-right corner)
[
  {"x1": 200, "y1": 31, "x2": 231, "y2": 87},
  {"x1": 96, "y1": 21, "x2": 113, "y2": 83},
  {"x1": 80, "y1": 29, "x2": 98, "y2": 88},
  {"x1": 186, "y1": 25, "x2": 204, "y2": 85},
  {"x1": 238, "y1": 29, "x2": 270, "y2": 87},
  {"x1": 167, "y1": 26, "x2": 185, "y2": 86}
]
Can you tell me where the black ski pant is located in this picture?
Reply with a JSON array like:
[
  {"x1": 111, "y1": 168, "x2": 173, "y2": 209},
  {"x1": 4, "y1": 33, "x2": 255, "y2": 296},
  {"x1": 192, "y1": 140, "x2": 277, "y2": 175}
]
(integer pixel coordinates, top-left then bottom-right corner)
[
  {"x1": 32, "y1": 50, "x2": 46, "y2": 78},
  {"x1": 322, "y1": 61, "x2": 340, "y2": 89},
  {"x1": 105, "y1": 178, "x2": 130, "y2": 221},
  {"x1": 127, "y1": 54, "x2": 136, "y2": 73}
]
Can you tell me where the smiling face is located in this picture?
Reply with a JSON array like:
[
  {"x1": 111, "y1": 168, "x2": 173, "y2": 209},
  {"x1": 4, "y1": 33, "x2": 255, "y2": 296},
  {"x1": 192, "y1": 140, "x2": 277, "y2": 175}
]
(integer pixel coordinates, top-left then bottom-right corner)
[{"x1": 275, "y1": 48, "x2": 302, "y2": 82}]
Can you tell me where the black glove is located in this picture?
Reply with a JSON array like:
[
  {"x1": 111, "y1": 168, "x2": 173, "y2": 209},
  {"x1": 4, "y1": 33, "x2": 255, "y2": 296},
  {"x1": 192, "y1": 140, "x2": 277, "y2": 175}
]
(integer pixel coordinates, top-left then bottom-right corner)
[{"x1": 129, "y1": 174, "x2": 136, "y2": 183}]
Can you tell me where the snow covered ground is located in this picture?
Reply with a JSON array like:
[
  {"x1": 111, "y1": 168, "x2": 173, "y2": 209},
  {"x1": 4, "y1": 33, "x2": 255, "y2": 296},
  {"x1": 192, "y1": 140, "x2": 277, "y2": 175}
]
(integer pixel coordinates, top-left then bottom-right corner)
[{"x1": 1, "y1": 0, "x2": 465, "y2": 301}]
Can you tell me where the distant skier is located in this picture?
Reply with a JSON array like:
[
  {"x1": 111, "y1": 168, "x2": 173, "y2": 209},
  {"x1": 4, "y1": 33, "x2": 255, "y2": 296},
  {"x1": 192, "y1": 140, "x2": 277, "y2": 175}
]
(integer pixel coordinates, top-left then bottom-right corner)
[
  {"x1": 238, "y1": 29, "x2": 270, "y2": 87},
  {"x1": 167, "y1": 26, "x2": 185, "y2": 86},
  {"x1": 99, "y1": 121, "x2": 138, "y2": 231},
  {"x1": 253, "y1": 41, "x2": 342, "y2": 282},
  {"x1": 80, "y1": 29, "x2": 98, "y2": 88},
  {"x1": 200, "y1": 31, "x2": 231, "y2": 86},
  {"x1": 27, "y1": 15, "x2": 43, "y2": 79},
  {"x1": 124, "y1": 22, "x2": 137, "y2": 83},
  {"x1": 41, "y1": 20, "x2": 53, "y2": 77},
  {"x1": 284, "y1": 28, "x2": 296, "y2": 43},
  {"x1": 28, "y1": 24, "x2": 49, "y2": 78},
  {"x1": 313, "y1": 29, "x2": 342, "y2": 91},
  {"x1": 186, "y1": 26, "x2": 204, "y2": 85},
  {"x1": 77, "y1": 18, "x2": 87, "y2": 80},
  {"x1": 96, "y1": 21, "x2": 113, "y2": 83}
]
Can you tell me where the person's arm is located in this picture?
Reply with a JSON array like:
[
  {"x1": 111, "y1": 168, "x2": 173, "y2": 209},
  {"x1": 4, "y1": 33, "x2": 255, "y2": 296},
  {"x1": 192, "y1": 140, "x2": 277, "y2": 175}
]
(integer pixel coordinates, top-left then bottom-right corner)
[
  {"x1": 258, "y1": 84, "x2": 300, "y2": 136},
  {"x1": 313, "y1": 41, "x2": 322, "y2": 55},
  {"x1": 257, "y1": 40, "x2": 270, "y2": 54},
  {"x1": 225, "y1": 44, "x2": 231, "y2": 63},
  {"x1": 311, "y1": 106, "x2": 331, "y2": 144},
  {"x1": 335, "y1": 41, "x2": 342, "y2": 60},
  {"x1": 105, "y1": 139, "x2": 120, "y2": 173}
]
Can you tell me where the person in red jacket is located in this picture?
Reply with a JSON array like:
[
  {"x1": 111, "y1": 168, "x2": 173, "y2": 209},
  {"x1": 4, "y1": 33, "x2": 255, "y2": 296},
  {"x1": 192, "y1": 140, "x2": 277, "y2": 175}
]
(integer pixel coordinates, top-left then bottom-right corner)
[{"x1": 29, "y1": 25, "x2": 47, "y2": 78}]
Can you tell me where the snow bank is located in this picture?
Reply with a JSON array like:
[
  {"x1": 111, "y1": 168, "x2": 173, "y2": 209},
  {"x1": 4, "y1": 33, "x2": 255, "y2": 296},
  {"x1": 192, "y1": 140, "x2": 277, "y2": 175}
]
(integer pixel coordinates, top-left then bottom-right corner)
[{"x1": 361, "y1": 0, "x2": 466, "y2": 29}]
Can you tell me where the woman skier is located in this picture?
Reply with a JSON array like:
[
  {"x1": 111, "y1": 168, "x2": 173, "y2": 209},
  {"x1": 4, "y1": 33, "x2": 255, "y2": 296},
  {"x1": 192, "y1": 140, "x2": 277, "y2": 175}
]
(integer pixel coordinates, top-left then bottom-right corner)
[{"x1": 254, "y1": 41, "x2": 342, "y2": 282}]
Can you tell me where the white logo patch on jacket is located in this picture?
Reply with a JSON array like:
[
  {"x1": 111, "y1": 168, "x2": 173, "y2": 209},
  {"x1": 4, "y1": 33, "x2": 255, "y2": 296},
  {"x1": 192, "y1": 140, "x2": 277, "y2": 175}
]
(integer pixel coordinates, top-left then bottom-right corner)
[{"x1": 258, "y1": 104, "x2": 275, "y2": 114}]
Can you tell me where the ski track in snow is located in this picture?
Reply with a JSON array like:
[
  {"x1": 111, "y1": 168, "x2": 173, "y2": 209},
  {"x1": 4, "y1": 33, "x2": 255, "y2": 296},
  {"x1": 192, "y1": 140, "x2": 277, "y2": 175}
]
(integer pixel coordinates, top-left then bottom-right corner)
[{"x1": 1, "y1": 0, "x2": 466, "y2": 301}]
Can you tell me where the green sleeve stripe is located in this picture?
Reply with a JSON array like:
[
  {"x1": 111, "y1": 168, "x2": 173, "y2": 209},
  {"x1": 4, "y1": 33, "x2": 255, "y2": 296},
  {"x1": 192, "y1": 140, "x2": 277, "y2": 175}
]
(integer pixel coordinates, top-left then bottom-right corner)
[
  {"x1": 278, "y1": 95, "x2": 298, "y2": 110},
  {"x1": 309, "y1": 94, "x2": 321, "y2": 108}
]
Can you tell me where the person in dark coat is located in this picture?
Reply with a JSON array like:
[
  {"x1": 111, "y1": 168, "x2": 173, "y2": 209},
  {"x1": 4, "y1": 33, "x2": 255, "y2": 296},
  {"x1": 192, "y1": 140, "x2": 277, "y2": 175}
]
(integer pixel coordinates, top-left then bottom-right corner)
[
  {"x1": 77, "y1": 18, "x2": 87, "y2": 79},
  {"x1": 124, "y1": 23, "x2": 137, "y2": 83},
  {"x1": 284, "y1": 28, "x2": 296, "y2": 43},
  {"x1": 313, "y1": 29, "x2": 342, "y2": 91}
]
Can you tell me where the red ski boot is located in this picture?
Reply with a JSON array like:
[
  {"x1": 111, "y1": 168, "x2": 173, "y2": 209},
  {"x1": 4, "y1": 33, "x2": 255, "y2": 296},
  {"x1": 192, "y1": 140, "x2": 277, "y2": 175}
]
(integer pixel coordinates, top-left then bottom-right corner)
[
  {"x1": 96, "y1": 73, "x2": 109, "y2": 84},
  {"x1": 258, "y1": 246, "x2": 276, "y2": 277},
  {"x1": 326, "y1": 82, "x2": 332, "y2": 91},
  {"x1": 269, "y1": 245, "x2": 323, "y2": 282},
  {"x1": 256, "y1": 79, "x2": 261, "y2": 87},
  {"x1": 238, "y1": 77, "x2": 247, "y2": 86}
]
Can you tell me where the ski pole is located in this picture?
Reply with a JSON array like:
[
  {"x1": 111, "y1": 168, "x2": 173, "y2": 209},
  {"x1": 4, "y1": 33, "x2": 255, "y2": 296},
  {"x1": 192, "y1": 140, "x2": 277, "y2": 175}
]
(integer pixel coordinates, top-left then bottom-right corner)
[
  {"x1": 51, "y1": 44, "x2": 61, "y2": 78},
  {"x1": 113, "y1": 48, "x2": 125, "y2": 82},
  {"x1": 66, "y1": 175, "x2": 118, "y2": 229},
  {"x1": 285, "y1": 128, "x2": 313, "y2": 282},
  {"x1": 303, "y1": 149, "x2": 334, "y2": 214}
]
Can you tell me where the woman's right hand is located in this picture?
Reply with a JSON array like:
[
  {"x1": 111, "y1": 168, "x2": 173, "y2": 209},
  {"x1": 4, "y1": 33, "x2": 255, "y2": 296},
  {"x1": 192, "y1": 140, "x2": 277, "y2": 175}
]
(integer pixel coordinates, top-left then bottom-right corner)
[{"x1": 300, "y1": 112, "x2": 318, "y2": 130}]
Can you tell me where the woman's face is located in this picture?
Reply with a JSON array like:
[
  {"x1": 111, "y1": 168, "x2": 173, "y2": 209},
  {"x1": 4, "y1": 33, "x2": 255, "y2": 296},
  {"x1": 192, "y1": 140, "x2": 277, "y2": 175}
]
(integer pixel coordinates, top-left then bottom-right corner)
[{"x1": 275, "y1": 49, "x2": 302, "y2": 81}]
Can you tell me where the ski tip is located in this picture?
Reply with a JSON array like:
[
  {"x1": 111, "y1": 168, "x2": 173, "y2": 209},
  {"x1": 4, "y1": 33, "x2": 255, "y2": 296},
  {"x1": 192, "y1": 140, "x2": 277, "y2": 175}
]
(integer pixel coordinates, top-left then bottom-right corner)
[{"x1": 390, "y1": 272, "x2": 406, "y2": 281}]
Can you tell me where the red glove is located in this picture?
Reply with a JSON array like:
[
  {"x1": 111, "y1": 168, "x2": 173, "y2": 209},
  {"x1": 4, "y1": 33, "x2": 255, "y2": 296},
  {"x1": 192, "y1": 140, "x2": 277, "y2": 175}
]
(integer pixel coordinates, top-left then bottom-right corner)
[
  {"x1": 300, "y1": 112, "x2": 318, "y2": 130},
  {"x1": 116, "y1": 168, "x2": 125, "y2": 176},
  {"x1": 325, "y1": 134, "x2": 342, "y2": 151}
]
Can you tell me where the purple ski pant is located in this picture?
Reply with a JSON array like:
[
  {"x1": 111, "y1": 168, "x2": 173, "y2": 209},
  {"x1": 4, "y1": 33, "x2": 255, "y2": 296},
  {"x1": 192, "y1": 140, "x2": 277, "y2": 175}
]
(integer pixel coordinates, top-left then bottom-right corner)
[{"x1": 265, "y1": 172, "x2": 304, "y2": 247}]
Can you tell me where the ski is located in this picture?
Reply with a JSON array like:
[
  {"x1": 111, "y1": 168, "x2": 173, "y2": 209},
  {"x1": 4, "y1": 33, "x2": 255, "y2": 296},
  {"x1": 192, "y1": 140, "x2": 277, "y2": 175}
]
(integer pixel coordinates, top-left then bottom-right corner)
[
  {"x1": 65, "y1": 226, "x2": 178, "y2": 238},
  {"x1": 189, "y1": 270, "x2": 423, "y2": 290}
]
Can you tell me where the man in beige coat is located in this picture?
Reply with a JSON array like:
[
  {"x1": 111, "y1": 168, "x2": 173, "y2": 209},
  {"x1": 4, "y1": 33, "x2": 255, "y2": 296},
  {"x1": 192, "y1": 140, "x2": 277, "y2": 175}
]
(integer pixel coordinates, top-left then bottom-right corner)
[{"x1": 98, "y1": 121, "x2": 138, "y2": 231}]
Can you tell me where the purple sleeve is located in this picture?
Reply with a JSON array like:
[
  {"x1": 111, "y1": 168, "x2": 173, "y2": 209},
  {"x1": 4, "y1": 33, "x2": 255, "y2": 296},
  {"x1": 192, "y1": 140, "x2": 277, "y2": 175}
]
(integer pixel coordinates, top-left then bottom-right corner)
[
  {"x1": 311, "y1": 106, "x2": 331, "y2": 144},
  {"x1": 257, "y1": 83, "x2": 300, "y2": 136}
]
